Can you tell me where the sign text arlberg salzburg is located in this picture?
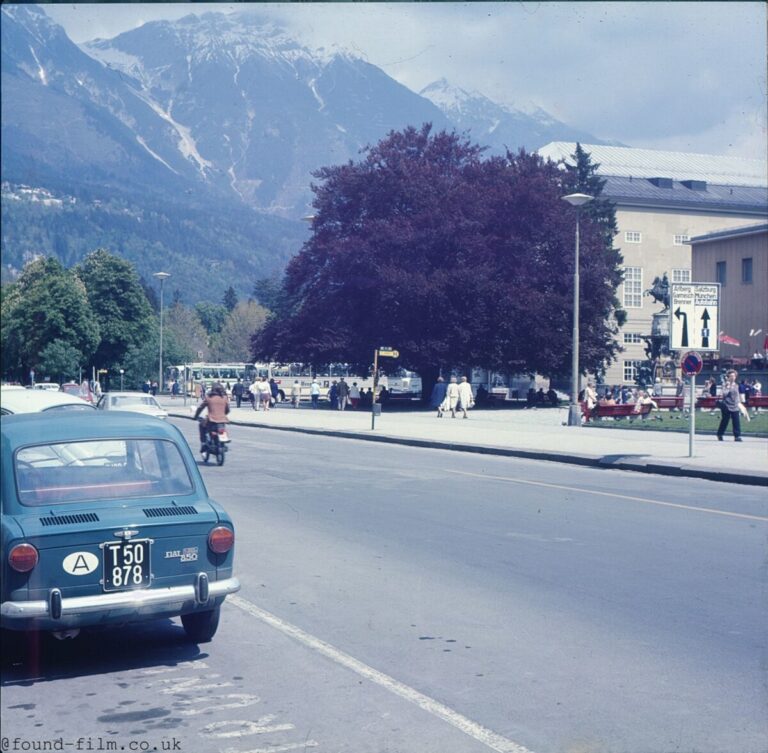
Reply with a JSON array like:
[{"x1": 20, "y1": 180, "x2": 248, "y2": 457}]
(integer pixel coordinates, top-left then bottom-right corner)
[{"x1": 669, "y1": 283, "x2": 720, "y2": 352}]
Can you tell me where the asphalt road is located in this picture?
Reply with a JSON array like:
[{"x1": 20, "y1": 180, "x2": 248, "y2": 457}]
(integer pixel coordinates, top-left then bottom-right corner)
[{"x1": 2, "y1": 418, "x2": 766, "y2": 753}]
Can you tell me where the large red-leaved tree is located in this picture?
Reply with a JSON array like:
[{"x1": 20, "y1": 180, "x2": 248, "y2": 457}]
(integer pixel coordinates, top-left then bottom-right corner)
[{"x1": 253, "y1": 125, "x2": 624, "y2": 393}]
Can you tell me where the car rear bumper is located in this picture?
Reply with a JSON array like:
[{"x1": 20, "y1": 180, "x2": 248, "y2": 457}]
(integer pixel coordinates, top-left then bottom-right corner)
[{"x1": 1, "y1": 576, "x2": 240, "y2": 631}]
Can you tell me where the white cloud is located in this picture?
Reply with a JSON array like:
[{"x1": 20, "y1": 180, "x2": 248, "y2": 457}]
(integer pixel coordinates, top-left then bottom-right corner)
[{"x1": 41, "y1": 1, "x2": 767, "y2": 157}]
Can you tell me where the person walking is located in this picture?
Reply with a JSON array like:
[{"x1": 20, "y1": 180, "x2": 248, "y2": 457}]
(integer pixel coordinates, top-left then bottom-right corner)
[
  {"x1": 440, "y1": 376, "x2": 460, "y2": 418},
  {"x1": 258, "y1": 377, "x2": 272, "y2": 411},
  {"x1": 232, "y1": 379, "x2": 244, "y2": 408},
  {"x1": 290, "y1": 380, "x2": 302, "y2": 408},
  {"x1": 329, "y1": 381, "x2": 339, "y2": 410},
  {"x1": 337, "y1": 377, "x2": 350, "y2": 411},
  {"x1": 430, "y1": 377, "x2": 447, "y2": 416},
  {"x1": 457, "y1": 375, "x2": 475, "y2": 419},
  {"x1": 310, "y1": 377, "x2": 321, "y2": 409},
  {"x1": 717, "y1": 369, "x2": 747, "y2": 441},
  {"x1": 349, "y1": 381, "x2": 360, "y2": 409}
]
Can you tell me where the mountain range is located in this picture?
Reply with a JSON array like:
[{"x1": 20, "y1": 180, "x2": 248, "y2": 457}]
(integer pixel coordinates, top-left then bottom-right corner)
[{"x1": 1, "y1": 5, "x2": 612, "y2": 302}]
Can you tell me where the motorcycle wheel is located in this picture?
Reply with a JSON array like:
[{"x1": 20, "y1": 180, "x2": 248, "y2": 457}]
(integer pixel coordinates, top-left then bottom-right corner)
[{"x1": 216, "y1": 446, "x2": 225, "y2": 466}]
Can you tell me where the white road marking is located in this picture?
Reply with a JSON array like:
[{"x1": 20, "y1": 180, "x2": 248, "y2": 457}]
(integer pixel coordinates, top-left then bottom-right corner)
[
  {"x1": 157, "y1": 674, "x2": 234, "y2": 694},
  {"x1": 229, "y1": 594, "x2": 535, "y2": 753},
  {"x1": 445, "y1": 469, "x2": 768, "y2": 522},
  {"x1": 176, "y1": 693, "x2": 261, "y2": 716},
  {"x1": 223, "y1": 743, "x2": 319, "y2": 753},
  {"x1": 142, "y1": 660, "x2": 210, "y2": 675},
  {"x1": 199, "y1": 716, "x2": 294, "y2": 738}
]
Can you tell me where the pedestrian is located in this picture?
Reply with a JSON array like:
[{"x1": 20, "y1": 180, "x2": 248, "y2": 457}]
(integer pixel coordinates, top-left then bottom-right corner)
[
  {"x1": 291, "y1": 380, "x2": 301, "y2": 408},
  {"x1": 142, "y1": 379, "x2": 151, "y2": 394},
  {"x1": 457, "y1": 376, "x2": 474, "y2": 419},
  {"x1": 337, "y1": 377, "x2": 350, "y2": 411},
  {"x1": 584, "y1": 382, "x2": 597, "y2": 411},
  {"x1": 717, "y1": 369, "x2": 748, "y2": 441},
  {"x1": 150, "y1": 380, "x2": 158, "y2": 396},
  {"x1": 329, "y1": 380, "x2": 339, "y2": 410},
  {"x1": 440, "y1": 376, "x2": 460, "y2": 418},
  {"x1": 248, "y1": 377, "x2": 260, "y2": 409},
  {"x1": 258, "y1": 377, "x2": 271, "y2": 411},
  {"x1": 379, "y1": 385, "x2": 390, "y2": 405},
  {"x1": 269, "y1": 378, "x2": 280, "y2": 406},
  {"x1": 310, "y1": 377, "x2": 320, "y2": 409},
  {"x1": 349, "y1": 381, "x2": 360, "y2": 409},
  {"x1": 232, "y1": 378, "x2": 244, "y2": 408},
  {"x1": 430, "y1": 377, "x2": 447, "y2": 414},
  {"x1": 171, "y1": 380, "x2": 180, "y2": 399},
  {"x1": 361, "y1": 388, "x2": 372, "y2": 408}
]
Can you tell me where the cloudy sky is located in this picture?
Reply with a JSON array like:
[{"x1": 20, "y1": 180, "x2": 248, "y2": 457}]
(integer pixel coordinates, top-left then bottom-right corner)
[{"x1": 44, "y1": 2, "x2": 767, "y2": 160}]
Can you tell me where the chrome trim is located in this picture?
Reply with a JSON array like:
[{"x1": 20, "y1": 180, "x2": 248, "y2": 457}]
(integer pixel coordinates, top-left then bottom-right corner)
[{"x1": 1, "y1": 577, "x2": 240, "y2": 620}]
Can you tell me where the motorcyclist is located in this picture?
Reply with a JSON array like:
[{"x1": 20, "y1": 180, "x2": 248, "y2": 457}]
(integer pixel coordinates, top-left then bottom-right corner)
[{"x1": 194, "y1": 382, "x2": 230, "y2": 452}]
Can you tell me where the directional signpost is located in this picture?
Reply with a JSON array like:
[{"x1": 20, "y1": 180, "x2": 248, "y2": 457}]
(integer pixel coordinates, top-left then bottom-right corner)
[
  {"x1": 670, "y1": 283, "x2": 720, "y2": 352},
  {"x1": 371, "y1": 347, "x2": 399, "y2": 430},
  {"x1": 670, "y1": 284, "x2": 719, "y2": 458}
]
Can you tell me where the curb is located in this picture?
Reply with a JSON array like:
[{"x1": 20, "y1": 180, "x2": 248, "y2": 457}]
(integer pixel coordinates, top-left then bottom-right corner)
[{"x1": 172, "y1": 413, "x2": 767, "y2": 487}]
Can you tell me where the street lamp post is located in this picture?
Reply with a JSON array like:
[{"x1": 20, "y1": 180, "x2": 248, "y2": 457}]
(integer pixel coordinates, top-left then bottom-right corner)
[
  {"x1": 561, "y1": 193, "x2": 593, "y2": 427},
  {"x1": 153, "y1": 272, "x2": 171, "y2": 395},
  {"x1": 119, "y1": 369, "x2": 125, "y2": 391}
]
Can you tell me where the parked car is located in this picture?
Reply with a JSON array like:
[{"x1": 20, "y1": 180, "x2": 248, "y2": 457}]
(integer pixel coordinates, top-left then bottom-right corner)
[
  {"x1": 60, "y1": 381, "x2": 93, "y2": 403},
  {"x1": 0, "y1": 388, "x2": 96, "y2": 415},
  {"x1": 97, "y1": 392, "x2": 168, "y2": 420},
  {"x1": 0, "y1": 412, "x2": 240, "y2": 642},
  {"x1": 33, "y1": 382, "x2": 60, "y2": 391}
]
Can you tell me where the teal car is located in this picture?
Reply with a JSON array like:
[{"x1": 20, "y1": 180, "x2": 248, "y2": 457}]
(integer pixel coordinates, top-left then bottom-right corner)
[{"x1": 1, "y1": 412, "x2": 239, "y2": 642}]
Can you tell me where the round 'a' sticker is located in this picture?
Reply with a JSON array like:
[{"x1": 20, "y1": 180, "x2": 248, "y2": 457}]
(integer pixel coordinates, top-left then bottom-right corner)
[{"x1": 62, "y1": 551, "x2": 99, "y2": 576}]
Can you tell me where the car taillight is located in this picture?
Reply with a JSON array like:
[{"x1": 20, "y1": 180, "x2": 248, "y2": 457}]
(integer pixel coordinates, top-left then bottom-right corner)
[
  {"x1": 208, "y1": 526, "x2": 234, "y2": 554},
  {"x1": 9, "y1": 543, "x2": 38, "y2": 573}
]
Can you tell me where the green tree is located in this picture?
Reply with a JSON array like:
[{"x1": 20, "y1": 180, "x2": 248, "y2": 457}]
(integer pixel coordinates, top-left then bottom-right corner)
[
  {"x1": 211, "y1": 300, "x2": 268, "y2": 361},
  {"x1": 251, "y1": 276, "x2": 283, "y2": 312},
  {"x1": 194, "y1": 302, "x2": 228, "y2": 335},
  {"x1": 38, "y1": 340, "x2": 83, "y2": 383},
  {"x1": 223, "y1": 285, "x2": 238, "y2": 312},
  {"x1": 165, "y1": 303, "x2": 209, "y2": 362},
  {"x1": 77, "y1": 249, "x2": 156, "y2": 371},
  {"x1": 1, "y1": 257, "x2": 100, "y2": 382}
]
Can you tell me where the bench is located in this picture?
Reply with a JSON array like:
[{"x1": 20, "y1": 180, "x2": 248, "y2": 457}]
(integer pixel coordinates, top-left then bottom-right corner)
[
  {"x1": 746, "y1": 395, "x2": 768, "y2": 412},
  {"x1": 654, "y1": 396, "x2": 684, "y2": 411},
  {"x1": 696, "y1": 396, "x2": 720, "y2": 410},
  {"x1": 581, "y1": 402, "x2": 653, "y2": 422}
]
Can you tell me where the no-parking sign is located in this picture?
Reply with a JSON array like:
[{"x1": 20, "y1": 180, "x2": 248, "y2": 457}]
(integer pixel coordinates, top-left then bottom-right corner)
[{"x1": 681, "y1": 351, "x2": 703, "y2": 376}]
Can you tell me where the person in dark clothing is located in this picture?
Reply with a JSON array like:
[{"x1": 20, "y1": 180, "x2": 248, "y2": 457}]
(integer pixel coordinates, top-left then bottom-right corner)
[
  {"x1": 717, "y1": 370, "x2": 745, "y2": 441},
  {"x1": 232, "y1": 379, "x2": 245, "y2": 408}
]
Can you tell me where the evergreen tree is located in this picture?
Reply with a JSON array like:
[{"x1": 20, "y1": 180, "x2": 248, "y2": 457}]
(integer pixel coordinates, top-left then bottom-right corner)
[{"x1": 223, "y1": 285, "x2": 238, "y2": 312}]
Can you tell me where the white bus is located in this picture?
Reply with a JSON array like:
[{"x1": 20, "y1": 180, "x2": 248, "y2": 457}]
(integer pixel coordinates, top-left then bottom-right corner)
[{"x1": 169, "y1": 362, "x2": 421, "y2": 402}]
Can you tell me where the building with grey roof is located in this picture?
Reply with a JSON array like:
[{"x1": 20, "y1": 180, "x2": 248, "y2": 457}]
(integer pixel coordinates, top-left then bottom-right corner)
[{"x1": 538, "y1": 142, "x2": 768, "y2": 385}]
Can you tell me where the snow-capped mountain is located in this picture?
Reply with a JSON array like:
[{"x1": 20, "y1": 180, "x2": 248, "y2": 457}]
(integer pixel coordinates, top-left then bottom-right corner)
[
  {"x1": 1, "y1": 5, "x2": 611, "y2": 300},
  {"x1": 420, "y1": 78, "x2": 608, "y2": 155}
]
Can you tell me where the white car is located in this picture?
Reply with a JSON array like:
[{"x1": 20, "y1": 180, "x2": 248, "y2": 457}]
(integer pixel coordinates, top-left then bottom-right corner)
[
  {"x1": 0, "y1": 388, "x2": 97, "y2": 415},
  {"x1": 96, "y1": 392, "x2": 168, "y2": 419},
  {"x1": 33, "y1": 382, "x2": 60, "y2": 391}
]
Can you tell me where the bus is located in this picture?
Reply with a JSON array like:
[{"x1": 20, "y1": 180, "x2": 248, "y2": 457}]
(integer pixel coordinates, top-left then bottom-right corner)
[{"x1": 169, "y1": 362, "x2": 422, "y2": 402}]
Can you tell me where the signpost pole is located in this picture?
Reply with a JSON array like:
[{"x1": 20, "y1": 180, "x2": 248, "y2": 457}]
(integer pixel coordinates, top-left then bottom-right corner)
[
  {"x1": 371, "y1": 348, "x2": 379, "y2": 431},
  {"x1": 689, "y1": 372, "x2": 696, "y2": 458}
]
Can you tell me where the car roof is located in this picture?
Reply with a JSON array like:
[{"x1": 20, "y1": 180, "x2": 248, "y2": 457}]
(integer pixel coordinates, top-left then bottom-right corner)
[
  {"x1": 104, "y1": 391, "x2": 156, "y2": 397},
  {"x1": 1, "y1": 411, "x2": 180, "y2": 444},
  {"x1": 0, "y1": 388, "x2": 94, "y2": 413}
]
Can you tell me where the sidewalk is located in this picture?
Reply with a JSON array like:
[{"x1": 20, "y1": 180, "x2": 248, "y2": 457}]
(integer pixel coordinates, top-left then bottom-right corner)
[{"x1": 162, "y1": 398, "x2": 768, "y2": 486}]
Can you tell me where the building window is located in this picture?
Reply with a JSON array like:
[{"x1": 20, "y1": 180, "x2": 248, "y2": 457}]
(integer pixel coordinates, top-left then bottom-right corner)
[
  {"x1": 672, "y1": 268, "x2": 691, "y2": 283},
  {"x1": 623, "y1": 333, "x2": 643, "y2": 344},
  {"x1": 716, "y1": 261, "x2": 727, "y2": 286},
  {"x1": 623, "y1": 360, "x2": 644, "y2": 383},
  {"x1": 673, "y1": 234, "x2": 690, "y2": 246},
  {"x1": 623, "y1": 266, "x2": 643, "y2": 308},
  {"x1": 624, "y1": 231, "x2": 642, "y2": 244},
  {"x1": 742, "y1": 257, "x2": 753, "y2": 284}
]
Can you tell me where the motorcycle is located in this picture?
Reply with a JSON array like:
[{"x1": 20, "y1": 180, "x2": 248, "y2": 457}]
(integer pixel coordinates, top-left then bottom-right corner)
[{"x1": 200, "y1": 420, "x2": 230, "y2": 466}]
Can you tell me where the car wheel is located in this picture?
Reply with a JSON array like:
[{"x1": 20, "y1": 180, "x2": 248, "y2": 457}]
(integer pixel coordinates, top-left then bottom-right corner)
[{"x1": 181, "y1": 606, "x2": 221, "y2": 643}]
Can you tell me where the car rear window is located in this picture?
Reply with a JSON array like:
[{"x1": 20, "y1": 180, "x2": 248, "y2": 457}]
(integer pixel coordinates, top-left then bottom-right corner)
[
  {"x1": 15, "y1": 438, "x2": 194, "y2": 505},
  {"x1": 111, "y1": 396, "x2": 158, "y2": 407}
]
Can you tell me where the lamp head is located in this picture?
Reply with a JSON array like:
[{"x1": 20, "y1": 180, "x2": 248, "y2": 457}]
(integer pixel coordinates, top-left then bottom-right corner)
[
  {"x1": 153, "y1": 271, "x2": 171, "y2": 281},
  {"x1": 562, "y1": 192, "x2": 593, "y2": 207}
]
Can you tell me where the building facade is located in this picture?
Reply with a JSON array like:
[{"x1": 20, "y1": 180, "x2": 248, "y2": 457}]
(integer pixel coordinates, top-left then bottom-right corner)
[
  {"x1": 538, "y1": 143, "x2": 768, "y2": 385},
  {"x1": 689, "y1": 224, "x2": 768, "y2": 362}
]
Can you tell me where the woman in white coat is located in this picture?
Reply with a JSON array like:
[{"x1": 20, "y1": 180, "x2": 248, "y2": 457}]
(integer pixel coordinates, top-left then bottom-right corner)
[
  {"x1": 439, "y1": 376, "x2": 461, "y2": 418},
  {"x1": 457, "y1": 376, "x2": 475, "y2": 419}
]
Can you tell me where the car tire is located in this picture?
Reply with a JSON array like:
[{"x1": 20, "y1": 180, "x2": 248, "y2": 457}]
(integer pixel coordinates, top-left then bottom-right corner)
[{"x1": 181, "y1": 606, "x2": 221, "y2": 643}]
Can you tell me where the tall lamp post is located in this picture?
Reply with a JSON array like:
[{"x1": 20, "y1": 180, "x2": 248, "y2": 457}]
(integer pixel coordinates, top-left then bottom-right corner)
[
  {"x1": 561, "y1": 193, "x2": 593, "y2": 427},
  {"x1": 153, "y1": 272, "x2": 171, "y2": 394}
]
